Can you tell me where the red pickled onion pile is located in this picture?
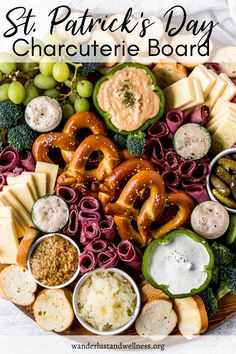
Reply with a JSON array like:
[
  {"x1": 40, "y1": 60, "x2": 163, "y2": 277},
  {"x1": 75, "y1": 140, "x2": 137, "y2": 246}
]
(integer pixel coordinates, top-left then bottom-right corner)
[
  {"x1": 146, "y1": 108, "x2": 210, "y2": 203},
  {"x1": 55, "y1": 191, "x2": 142, "y2": 274},
  {"x1": 0, "y1": 146, "x2": 35, "y2": 190}
]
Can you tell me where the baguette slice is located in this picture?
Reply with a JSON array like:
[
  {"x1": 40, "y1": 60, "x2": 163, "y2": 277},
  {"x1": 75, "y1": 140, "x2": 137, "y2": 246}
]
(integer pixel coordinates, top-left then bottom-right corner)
[
  {"x1": 141, "y1": 283, "x2": 170, "y2": 303},
  {"x1": 16, "y1": 227, "x2": 39, "y2": 267},
  {"x1": 135, "y1": 299, "x2": 177, "y2": 340},
  {"x1": 0, "y1": 265, "x2": 37, "y2": 305},
  {"x1": 174, "y1": 295, "x2": 208, "y2": 338},
  {"x1": 33, "y1": 289, "x2": 74, "y2": 332}
]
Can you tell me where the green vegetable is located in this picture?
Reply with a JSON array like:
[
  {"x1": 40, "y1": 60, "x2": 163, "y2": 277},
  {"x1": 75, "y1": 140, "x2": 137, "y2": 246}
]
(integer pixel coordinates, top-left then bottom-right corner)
[
  {"x1": 210, "y1": 242, "x2": 236, "y2": 301},
  {"x1": 7, "y1": 124, "x2": 37, "y2": 151},
  {"x1": 78, "y1": 63, "x2": 99, "y2": 76},
  {"x1": 199, "y1": 287, "x2": 218, "y2": 317},
  {"x1": 93, "y1": 63, "x2": 165, "y2": 135},
  {"x1": 210, "y1": 174, "x2": 230, "y2": 196},
  {"x1": 142, "y1": 228, "x2": 214, "y2": 298},
  {"x1": 226, "y1": 215, "x2": 236, "y2": 246},
  {"x1": 126, "y1": 131, "x2": 146, "y2": 156},
  {"x1": 212, "y1": 188, "x2": 236, "y2": 209},
  {"x1": 0, "y1": 101, "x2": 23, "y2": 128},
  {"x1": 0, "y1": 128, "x2": 7, "y2": 150},
  {"x1": 113, "y1": 134, "x2": 127, "y2": 148}
]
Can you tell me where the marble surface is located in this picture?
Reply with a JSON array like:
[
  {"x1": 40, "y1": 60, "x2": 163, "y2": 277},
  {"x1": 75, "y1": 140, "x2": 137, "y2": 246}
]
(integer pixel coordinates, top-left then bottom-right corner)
[{"x1": 0, "y1": 298, "x2": 235, "y2": 336}]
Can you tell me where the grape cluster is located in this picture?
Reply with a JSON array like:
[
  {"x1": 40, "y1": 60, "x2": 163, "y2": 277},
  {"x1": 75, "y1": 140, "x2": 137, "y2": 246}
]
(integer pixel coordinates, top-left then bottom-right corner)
[{"x1": 0, "y1": 53, "x2": 95, "y2": 119}]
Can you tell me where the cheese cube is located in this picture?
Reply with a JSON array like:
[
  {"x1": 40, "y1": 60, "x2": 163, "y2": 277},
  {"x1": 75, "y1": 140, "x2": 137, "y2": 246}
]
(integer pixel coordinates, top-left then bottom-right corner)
[{"x1": 163, "y1": 77, "x2": 196, "y2": 110}]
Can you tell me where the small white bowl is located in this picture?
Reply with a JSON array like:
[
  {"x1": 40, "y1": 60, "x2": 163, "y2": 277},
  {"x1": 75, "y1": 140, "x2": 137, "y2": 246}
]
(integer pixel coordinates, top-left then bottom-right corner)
[
  {"x1": 206, "y1": 148, "x2": 236, "y2": 214},
  {"x1": 27, "y1": 233, "x2": 80, "y2": 289},
  {"x1": 72, "y1": 267, "x2": 141, "y2": 335}
]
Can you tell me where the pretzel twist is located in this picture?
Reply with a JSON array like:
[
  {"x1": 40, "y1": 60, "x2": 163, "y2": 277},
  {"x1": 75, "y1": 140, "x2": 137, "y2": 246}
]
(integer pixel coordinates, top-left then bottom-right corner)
[
  {"x1": 152, "y1": 191, "x2": 195, "y2": 239},
  {"x1": 57, "y1": 135, "x2": 121, "y2": 192},
  {"x1": 32, "y1": 112, "x2": 107, "y2": 164},
  {"x1": 98, "y1": 158, "x2": 155, "y2": 205},
  {"x1": 105, "y1": 170, "x2": 166, "y2": 245}
]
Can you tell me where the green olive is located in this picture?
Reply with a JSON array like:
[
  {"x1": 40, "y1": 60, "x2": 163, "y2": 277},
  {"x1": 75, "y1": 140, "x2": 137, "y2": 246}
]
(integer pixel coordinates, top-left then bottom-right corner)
[{"x1": 210, "y1": 174, "x2": 231, "y2": 196}]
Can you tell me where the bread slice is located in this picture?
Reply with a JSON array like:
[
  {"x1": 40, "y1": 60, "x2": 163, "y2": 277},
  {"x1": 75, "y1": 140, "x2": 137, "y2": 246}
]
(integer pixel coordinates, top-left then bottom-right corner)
[
  {"x1": 141, "y1": 283, "x2": 170, "y2": 303},
  {"x1": 213, "y1": 46, "x2": 236, "y2": 78},
  {"x1": 174, "y1": 295, "x2": 208, "y2": 338},
  {"x1": 152, "y1": 62, "x2": 187, "y2": 89},
  {"x1": 0, "y1": 265, "x2": 37, "y2": 306},
  {"x1": 135, "y1": 300, "x2": 177, "y2": 340},
  {"x1": 33, "y1": 289, "x2": 74, "y2": 332},
  {"x1": 16, "y1": 227, "x2": 39, "y2": 267}
]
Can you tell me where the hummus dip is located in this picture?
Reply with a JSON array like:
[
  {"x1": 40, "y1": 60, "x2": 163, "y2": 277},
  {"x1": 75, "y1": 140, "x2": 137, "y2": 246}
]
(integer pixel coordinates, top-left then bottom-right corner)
[{"x1": 97, "y1": 66, "x2": 160, "y2": 132}]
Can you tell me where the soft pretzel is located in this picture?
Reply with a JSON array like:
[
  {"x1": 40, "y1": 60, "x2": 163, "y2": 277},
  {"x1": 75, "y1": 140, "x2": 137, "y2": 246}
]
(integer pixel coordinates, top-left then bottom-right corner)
[
  {"x1": 32, "y1": 132, "x2": 78, "y2": 164},
  {"x1": 57, "y1": 135, "x2": 121, "y2": 193},
  {"x1": 105, "y1": 170, "x2": 166, "y2": 245},
  {"x1": 62, "y1": 112, "x2": 107, "y2": 163},
  {"x1": 98, "y1": 158, "x2": 155, "y2": 205},
  {"x1": 153, "y1": 191, "x2": 195, "y2": 239},
  {"x1": 32, "y1": 112, "x2": 107, "y2": 164}
]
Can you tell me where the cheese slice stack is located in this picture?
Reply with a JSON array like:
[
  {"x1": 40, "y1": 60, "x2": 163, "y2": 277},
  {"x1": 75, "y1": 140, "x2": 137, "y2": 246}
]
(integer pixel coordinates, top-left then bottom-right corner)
[
  {"x1": 0, "y1": 206, "x2": 19, "y2": 264},
  {"x1": 164, "y1": 77, "x2": 204, "y2": 111}
]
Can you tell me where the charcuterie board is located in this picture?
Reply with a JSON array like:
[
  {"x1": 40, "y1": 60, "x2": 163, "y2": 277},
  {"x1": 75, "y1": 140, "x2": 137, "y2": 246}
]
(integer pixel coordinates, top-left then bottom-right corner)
[{"x1": 1, "y1": 56, "x2": 236, "y2": 339}]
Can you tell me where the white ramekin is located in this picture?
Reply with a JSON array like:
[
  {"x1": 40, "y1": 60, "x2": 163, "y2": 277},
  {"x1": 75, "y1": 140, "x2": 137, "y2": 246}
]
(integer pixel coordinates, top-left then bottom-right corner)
[
  {"x1": 206, "y1": 148, "x2": 236, "y2": 214},
  {"x1": 72, "y1": 267, "x2": 141, "y2": 335},
  {"x1": 27, "y1": 233, "x2": 80, "y2": 289}
]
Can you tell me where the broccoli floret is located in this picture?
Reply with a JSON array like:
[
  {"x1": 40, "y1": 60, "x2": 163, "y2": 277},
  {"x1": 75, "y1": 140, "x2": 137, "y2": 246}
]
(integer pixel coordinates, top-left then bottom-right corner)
[
  {"x1": 211, "y1": 242, "x2": 236, "y2": 301},
  {"x1": 0, "y1": 101, "x2": 23, "y2": 129},
  {"x1": 199, "y1": 287, "x2": 218, "y2": 317},
  {"x1": 127, "y1": 131, "x2": 146, "y2": 157},
  {"x1": 78, "y1": 63, "x2": 99, "y2": 76},
  {"x1": 113, "y1": 134, "x2": 127, "y2": 148},
  {"x1": 210, "y1": 242, "x2": 234, "y2": 267},
  {"x1": 0, "y1": 128, "x2": 7, "y2": 151},
  {"x1": 7, "y1": 124, "x2": 37, "y2": 152}
]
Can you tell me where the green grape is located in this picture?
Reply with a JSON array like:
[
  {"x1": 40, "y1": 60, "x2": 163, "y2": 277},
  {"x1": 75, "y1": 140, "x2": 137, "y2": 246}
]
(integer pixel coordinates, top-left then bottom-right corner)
[
  {"x1": 34, "y1": 74, "x2": 57, "y2": 90},
  {"x1": 52, "y1": 63, "x2": 70, "y2": 82},
  {"x1": 0, "y1": 72, "x2": 3, "y2": 82},
  {"x1": 62, "y1": 103, "x2": 75, "y2": 120},
  {"x1": 23, "y1": 85, "x2": 39, "y2": 106},
  {"x1": 77, "y1": 80, "x2": 93, "y2": 98},
  {"x1": 39, "y1": 57, "x2": 55, "y2": 76},
  {"x1": 69, "y1": 92, "x2": 79, "y2": 105},
  {"x1": 0, "y1": 53, "x2": 17, "y2": 74},
  {"x1": 43, "y1": 88, "x2": 60, "y2": 99},
  {"x1": 0, "y1": 83, "x2": 10, "y2": 102},
  {"x1": 74, "y1": 97, "x2": 90, "y2": 112},
  {"x1": 64, "y1": 79, "x2": 78, "y2": 90},
  {"x1": 20, "y1": 62, "x2": 39, "y2": 78},
  {"x1": 8, "y1": 81, "x2": 25, "y2": 104}
]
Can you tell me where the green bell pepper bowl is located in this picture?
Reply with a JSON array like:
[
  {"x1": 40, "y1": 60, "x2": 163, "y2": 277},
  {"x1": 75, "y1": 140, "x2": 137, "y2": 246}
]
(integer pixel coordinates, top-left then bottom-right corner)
[
  {"x1": 142, "y1": 228, "x2": 214, "y2": 299},
  {"x1": 93, "y1": 63, "x2": 165, "y2": 135}
]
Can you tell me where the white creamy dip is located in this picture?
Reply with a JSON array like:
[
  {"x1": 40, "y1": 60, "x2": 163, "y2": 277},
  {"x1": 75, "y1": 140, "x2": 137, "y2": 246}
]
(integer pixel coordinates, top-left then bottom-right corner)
[
  {"x1": 148, "y1": 233, "x2": 210, "y2": 295},
  {"x1": 25, "y1": 96, "x2": 62, "y2": 132},
  {"x1": 97, "y1": 67, "x2": 160, "y2": 132}
]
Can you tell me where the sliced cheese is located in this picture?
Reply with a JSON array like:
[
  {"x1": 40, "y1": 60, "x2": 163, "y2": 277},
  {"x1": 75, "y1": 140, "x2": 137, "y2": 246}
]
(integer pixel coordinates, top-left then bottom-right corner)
[
  {"x1": 0, "y1": 191, "x2": 33, "y2": 229},
  {"x1": 0, "y1": 199, "x2": 27, "y2": 238},
  {"x1": 163, "y1": 77, "x2": 196, "y2": 110},
  {"x1": 210, "y1": 98, "x2": 236, "y2": 119},
  {"x1": 6, "y1": 175, "x2": 38, "y2": 200},
  {"x1": 189, "y1": 64, "x2": 217, "y2": 98},
  {"x1": 211, "y1": 114, "x2": 236, "y2": 153},
  {"x1": 219, "y1": 73, "x2": 236, "y2": 101},
  {"x1": 0, "y1": 205, "x2": 13, "y2": 219},
  {"x1": 0, "y1": 218, "x2": 19, "y2": 264},
  {"x1": 205, "y1": 76, "x2": 227, "y2": 110},
  {"x1": 22, "y1": 171, "x2": 47, "y2": 197},
  {"x1": 35, "y1": 161, "x2": 59, "y2": 194},
  {"x1": 181, "y1": 78, "x2": 204, "y2": 110},
  {"x1": 3, "y1": 183, "x2": 35, "y2": 213}
]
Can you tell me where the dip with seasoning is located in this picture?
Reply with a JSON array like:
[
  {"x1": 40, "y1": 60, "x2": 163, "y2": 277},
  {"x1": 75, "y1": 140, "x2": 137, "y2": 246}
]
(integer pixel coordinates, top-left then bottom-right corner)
[{"x1": 29, "y1": 234, "x2": 79, "y2": 287}]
